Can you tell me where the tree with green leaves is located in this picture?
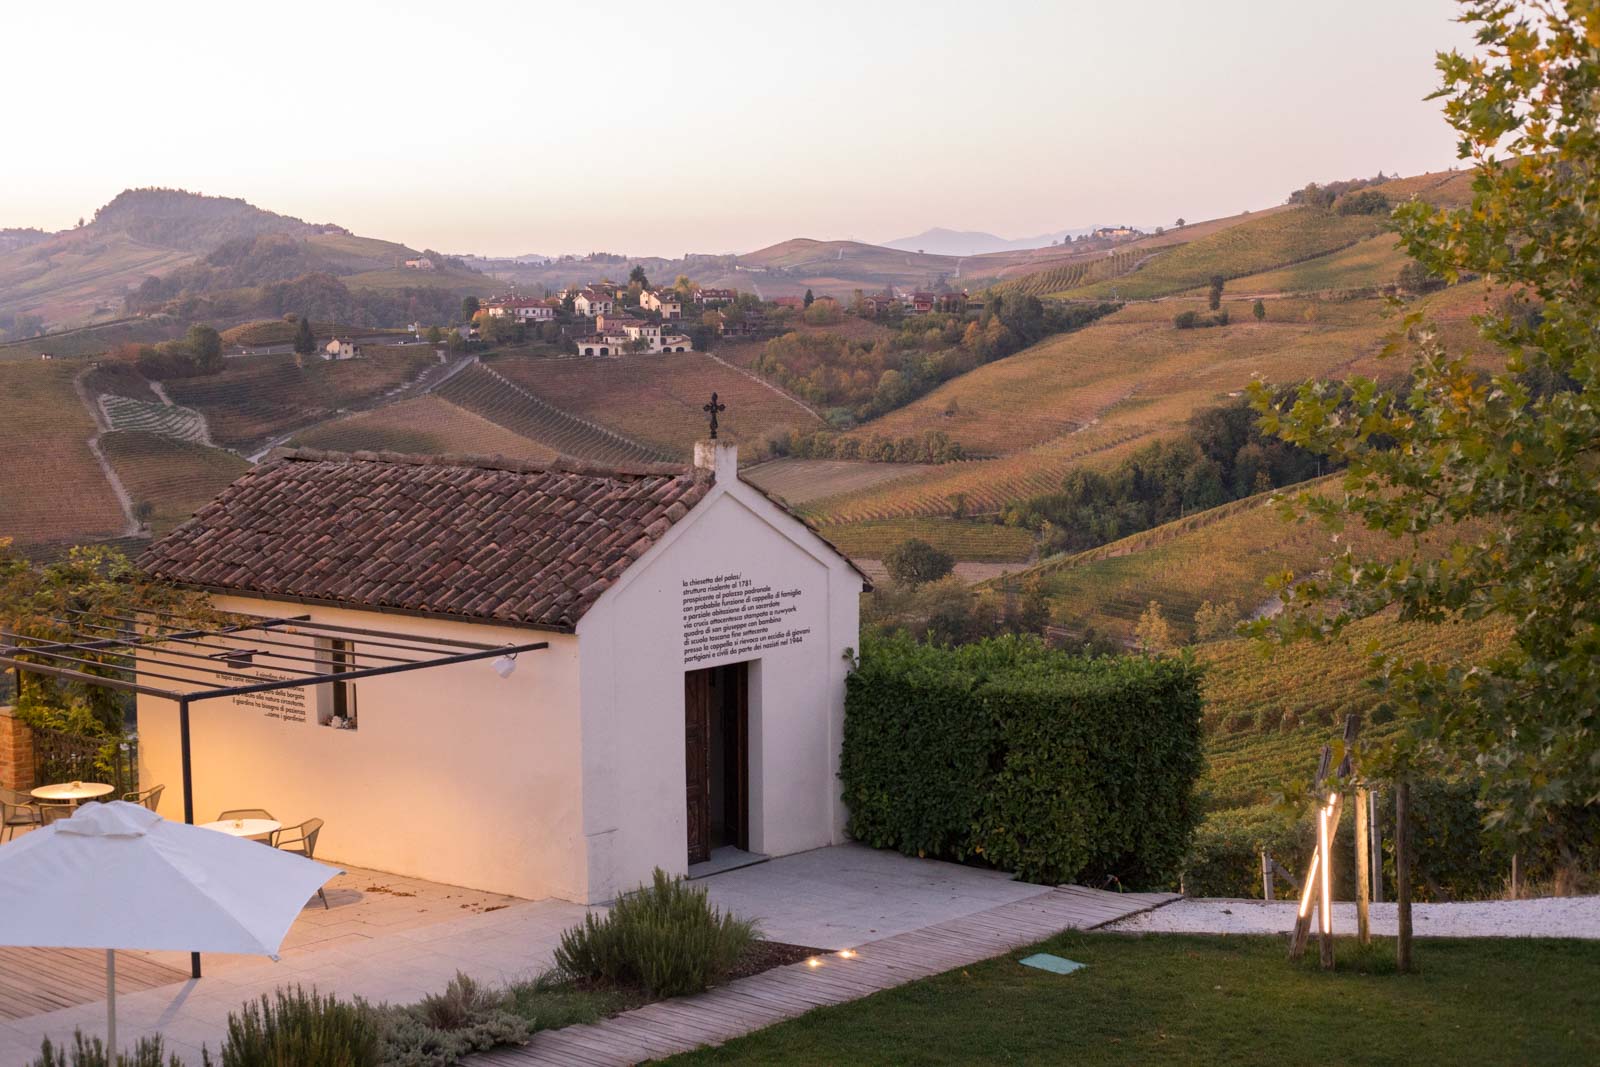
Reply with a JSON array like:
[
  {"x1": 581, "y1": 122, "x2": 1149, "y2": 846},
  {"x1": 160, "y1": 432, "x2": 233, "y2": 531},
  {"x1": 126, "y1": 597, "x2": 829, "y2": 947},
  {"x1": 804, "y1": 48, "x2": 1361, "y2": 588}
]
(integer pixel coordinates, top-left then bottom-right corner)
[
  {"x1": 883, "y1": 538, "x2": 955, "y2": 587},
  {"x1": 1208, "y1": 274, "x2": 1224, "y2": 311},
  {"x1": 184, "y1": 324, "x2": 223, "y2": 373},
  {"x1": 0, "y1": 541, "x2": 217, "y2": 735},
  {"x1": 293, "y1": 315, "x2": 316, "y2": 359},
  {"x1": 629, "y1": 265, "x2": 649, "y2": 288},
  {"x1": 460, "y1": 296, "x2": 480, "y2": 323},
  {"x1": 1253, "y1": 298, "x2": 1266, "y2": 322},
  {"x1": 803, "y1": 288, "x2": 815, "y2": 308},
  {"x1": 1251, "y1": 0, "x2": 1600, "y2": 889}
]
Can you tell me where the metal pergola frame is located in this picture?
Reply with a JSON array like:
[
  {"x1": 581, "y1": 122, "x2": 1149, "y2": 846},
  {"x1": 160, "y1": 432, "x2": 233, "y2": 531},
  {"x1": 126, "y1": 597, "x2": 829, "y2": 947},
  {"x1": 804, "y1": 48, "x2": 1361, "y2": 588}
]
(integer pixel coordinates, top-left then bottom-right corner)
[{"x1": 0, "y1": 608, "x2": 548, "y2": 979}]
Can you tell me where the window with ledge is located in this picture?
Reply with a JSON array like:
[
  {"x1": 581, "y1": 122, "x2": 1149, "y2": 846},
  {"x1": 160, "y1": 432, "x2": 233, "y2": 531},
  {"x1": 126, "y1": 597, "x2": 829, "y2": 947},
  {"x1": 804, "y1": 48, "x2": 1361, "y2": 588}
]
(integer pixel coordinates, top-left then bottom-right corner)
[{"x1": 316, "y1": 638, "x2": 358, "y2": 730}]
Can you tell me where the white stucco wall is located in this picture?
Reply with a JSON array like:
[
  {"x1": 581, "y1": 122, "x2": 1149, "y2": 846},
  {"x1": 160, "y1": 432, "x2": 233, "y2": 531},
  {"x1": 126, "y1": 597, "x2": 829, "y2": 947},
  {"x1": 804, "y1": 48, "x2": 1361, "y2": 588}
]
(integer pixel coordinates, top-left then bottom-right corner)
[
  {"x1": 135, "y1": 599, "x2": 587, "y2": 902},
  {"x1": 575, "y1": 445, "x2": 863, "y2": 901},
  {"x1": 134, "y1": 446, "x2": 862, "y2": 907}
]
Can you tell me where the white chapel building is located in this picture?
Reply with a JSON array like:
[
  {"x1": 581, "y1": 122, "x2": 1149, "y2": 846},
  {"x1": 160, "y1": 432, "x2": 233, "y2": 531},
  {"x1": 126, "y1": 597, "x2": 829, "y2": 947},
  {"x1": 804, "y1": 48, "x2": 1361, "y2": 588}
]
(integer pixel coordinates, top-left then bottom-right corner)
[{"x1": 136, "y1": 440, "x2": 867, "y2": 904}]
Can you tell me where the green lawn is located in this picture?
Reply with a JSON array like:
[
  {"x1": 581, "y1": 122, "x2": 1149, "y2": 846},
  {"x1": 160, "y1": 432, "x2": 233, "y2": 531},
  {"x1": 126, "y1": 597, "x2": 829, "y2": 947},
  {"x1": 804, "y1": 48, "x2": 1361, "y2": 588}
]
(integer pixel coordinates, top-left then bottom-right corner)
[{"x1": 663, "y1": 933, "x2": 1600, "y2": 1065}]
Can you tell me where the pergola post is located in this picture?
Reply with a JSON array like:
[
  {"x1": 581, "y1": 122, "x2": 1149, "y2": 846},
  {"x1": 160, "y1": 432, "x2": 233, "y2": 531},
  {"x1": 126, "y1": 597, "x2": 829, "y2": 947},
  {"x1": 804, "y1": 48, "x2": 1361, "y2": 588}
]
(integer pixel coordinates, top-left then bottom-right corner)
[{"x1": 177, "y1": 695, "x2": 201, "y2": 979}]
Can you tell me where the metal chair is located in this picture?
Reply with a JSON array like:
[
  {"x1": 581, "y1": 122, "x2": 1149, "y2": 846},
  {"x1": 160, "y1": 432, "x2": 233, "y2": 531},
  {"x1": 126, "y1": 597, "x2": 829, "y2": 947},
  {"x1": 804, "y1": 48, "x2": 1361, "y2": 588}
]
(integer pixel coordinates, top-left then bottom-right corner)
[
  {"x1": 272, "y1": 818, "x2": 328, "y2": 908},
  {"x1": 38, "y1": 803, "x2": 74, "y2": 826},
  {"x1": 0, "y1": 787, "x2": 42, "y2": 842},
  {"x1": 217, "y1": 808, "x2": 274, "y2": 822},
  {"x1": 124, "y1": 784, "x2": 164, "y2": 813}
]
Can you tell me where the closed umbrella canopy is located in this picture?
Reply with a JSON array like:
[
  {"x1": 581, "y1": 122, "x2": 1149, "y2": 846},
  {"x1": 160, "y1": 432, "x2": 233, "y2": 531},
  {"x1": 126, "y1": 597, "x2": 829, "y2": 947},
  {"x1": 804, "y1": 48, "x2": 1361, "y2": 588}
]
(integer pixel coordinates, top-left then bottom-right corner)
[
  {"x1": 0, "y1": 801, "x2": 340, "y2": 1054},
  {"x1": 0, "y1": 801, "x2": 338, "y2": 955}
]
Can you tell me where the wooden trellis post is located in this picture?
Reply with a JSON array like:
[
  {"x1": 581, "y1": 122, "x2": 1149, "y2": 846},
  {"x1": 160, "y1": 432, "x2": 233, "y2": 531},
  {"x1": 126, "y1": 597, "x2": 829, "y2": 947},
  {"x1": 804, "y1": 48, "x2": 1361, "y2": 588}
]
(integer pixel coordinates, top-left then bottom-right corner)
[
  {"x1": 1354, "y1": 785, "x2": 1372, "y2": 945},
  {"x1": 1396, "y1": 780, "x2": 1413, "y2": 973}
]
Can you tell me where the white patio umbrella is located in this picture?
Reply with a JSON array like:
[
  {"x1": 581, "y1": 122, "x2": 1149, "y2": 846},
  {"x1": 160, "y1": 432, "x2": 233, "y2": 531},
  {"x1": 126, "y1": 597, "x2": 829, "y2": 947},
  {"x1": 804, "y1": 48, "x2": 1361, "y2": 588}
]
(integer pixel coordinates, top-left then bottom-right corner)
[{"x1": 0, "y1": 801, "x2": 340, "y2": 1054}]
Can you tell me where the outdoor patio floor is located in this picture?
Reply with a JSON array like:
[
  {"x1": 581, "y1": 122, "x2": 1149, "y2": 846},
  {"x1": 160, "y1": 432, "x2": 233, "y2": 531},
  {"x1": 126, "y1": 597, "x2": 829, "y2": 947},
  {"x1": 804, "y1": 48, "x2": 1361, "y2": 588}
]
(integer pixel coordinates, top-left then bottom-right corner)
[{"x1": 0, "y1": 844, "x2": 1131, "y2": 1063}]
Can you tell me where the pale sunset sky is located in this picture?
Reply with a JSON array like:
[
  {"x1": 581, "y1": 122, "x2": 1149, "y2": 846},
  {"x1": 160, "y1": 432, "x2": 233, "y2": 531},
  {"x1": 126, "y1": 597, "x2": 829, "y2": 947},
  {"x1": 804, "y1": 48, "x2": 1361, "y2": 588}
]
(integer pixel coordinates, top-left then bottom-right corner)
[{"x1": 4, "y1": 0, "x2": 1473, "y2": 257}]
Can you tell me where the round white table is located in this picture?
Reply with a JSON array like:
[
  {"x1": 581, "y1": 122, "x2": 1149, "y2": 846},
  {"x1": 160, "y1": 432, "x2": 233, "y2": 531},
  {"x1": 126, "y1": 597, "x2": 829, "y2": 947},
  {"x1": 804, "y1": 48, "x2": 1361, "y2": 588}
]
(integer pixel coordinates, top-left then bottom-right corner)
[
  {"x1": 31, "y1": 782, "x2": 115, "y2": 806},
  {"x1": 199, "y1": 818, "x2": 280, "y2": 840}
]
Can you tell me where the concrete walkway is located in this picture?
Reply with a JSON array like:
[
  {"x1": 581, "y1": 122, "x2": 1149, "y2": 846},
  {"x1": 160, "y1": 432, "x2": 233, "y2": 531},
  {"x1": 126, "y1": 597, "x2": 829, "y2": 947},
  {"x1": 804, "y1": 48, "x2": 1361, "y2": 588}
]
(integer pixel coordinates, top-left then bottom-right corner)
[
  {"x1": 0, "y1": 845, "x2": 1170, "y2": 1064},
  {"x1": 698, "y1": 843, "x2": 1056, "y2": 949},
  {"x1": 473, "y1": 884, "x2": 1178, "y2": 1066}
]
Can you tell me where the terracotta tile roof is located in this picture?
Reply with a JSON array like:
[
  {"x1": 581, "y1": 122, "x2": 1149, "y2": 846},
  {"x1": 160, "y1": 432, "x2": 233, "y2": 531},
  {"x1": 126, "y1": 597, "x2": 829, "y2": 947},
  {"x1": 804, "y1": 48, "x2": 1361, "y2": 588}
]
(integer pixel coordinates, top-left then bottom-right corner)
[{"x1": 139, "y1": 449, "x2": 712, "y2": 632}]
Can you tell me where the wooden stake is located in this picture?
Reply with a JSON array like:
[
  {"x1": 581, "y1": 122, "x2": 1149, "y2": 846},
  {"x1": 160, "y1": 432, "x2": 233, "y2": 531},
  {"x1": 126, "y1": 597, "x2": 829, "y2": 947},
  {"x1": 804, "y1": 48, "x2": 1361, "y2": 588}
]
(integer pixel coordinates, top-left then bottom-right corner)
[
  {"x1": 1318, "y1": 801, "x2": 1335, "y2": 970},
  {"x1": 1370, "y1": 789, "x2": 1383, "y2": 904},
  {"x1": 1354, "y1": 785, "x2": 1372, "y2": 945},
  {"x1": 1395, "y1": 780, "x2": 1413, "y2": 974},
  {"x1": 1510, "y1": 852, "x2": 1521, "y2": 901},
  {"x1": 1262, "y1": 852, "x2": 1274, "y2": 902}
]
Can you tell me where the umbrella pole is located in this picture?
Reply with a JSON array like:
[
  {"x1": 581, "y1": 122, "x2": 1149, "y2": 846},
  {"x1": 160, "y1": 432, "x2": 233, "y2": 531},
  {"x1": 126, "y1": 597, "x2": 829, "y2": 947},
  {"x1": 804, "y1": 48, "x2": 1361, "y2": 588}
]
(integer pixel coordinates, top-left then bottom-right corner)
[{"x1": 105, "y1": 949, "x2": 116, "y2": 1057}]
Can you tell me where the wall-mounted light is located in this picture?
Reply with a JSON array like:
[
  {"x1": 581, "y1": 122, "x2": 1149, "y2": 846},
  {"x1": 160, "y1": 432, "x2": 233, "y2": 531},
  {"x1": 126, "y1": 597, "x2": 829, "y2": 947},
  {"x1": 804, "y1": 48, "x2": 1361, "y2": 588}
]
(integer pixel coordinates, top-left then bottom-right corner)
[{"x1": 491, "y1": 652, "x2": 518, "y2": 679}]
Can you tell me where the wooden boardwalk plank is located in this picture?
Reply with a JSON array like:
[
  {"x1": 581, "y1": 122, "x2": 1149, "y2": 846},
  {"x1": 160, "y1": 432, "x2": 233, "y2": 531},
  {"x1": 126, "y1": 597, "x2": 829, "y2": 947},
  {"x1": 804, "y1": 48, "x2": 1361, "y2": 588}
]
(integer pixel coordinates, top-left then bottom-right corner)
[{"x1": 473, "y1": 886, "x2": 1175, "y2": 1066}]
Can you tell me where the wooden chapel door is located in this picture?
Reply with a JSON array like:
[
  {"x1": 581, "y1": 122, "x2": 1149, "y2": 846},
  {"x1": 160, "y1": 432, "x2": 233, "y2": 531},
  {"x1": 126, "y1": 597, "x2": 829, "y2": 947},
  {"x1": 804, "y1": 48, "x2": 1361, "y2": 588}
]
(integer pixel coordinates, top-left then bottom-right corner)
[{"x1": 684, "y1": 668, "x2": 712, "y2": 864}]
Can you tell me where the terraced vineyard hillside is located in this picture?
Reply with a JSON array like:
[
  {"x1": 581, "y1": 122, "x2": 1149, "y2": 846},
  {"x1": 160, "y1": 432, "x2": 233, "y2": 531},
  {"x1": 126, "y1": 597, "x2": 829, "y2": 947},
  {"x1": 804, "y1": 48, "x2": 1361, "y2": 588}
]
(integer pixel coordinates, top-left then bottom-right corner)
[
  {"x1": 846, "y1": 295, "x2": 1393, "y2": 460},
  {"x1": 100, "y1": 431, "x2": 249, "y2": 536},
  {"x1": 484, "y1": 351, "x2": 824, "y2": 457},
  {"x1": 291, "y1": 395, "x2": 559, "y2": 462},
  {"x1": 0, "y1": 361, "x2": 126, "y2": 544},
  {"x1": 805, "y1": 424, "x2": 1153, "y2": 524},
  {"x1": 162, "y1": 349, "x2": 438, "y2": 449},
  {"x1": 814, "y1": 518, "x2": 1035, "y2": 563},
  {"x1": 743, "y1": 458, "x2": 938, "y2": 505},
  {"x1": 100, "y1": 395, "x2": 209, "y2": 444},
  {"x1": 999, "y1": 476, "x2": 1463, "y2": 646},
  {"x1": 993, "y1": 248, "x2": 1147, "y2": 298},
  {"x1": 1052, "y1": 208, "x2": 1388, "y2": 301},
  {"x1": 435, "y1": 364, "x2": 667, "y2": 465}
]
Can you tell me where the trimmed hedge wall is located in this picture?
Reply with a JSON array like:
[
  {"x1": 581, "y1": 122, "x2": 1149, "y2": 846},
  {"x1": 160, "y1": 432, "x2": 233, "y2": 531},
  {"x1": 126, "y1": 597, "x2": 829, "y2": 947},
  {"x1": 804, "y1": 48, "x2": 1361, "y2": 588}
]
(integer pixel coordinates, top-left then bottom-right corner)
[{"x1": 841, "y1": 631, "x2": 1205, "y2": 888}]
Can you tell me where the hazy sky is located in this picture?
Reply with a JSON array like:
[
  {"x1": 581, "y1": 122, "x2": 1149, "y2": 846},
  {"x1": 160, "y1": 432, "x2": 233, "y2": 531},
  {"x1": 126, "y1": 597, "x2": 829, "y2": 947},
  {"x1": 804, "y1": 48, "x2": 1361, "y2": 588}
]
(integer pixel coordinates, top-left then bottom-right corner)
[{"x1": 5, "y1": 0, "x2": 1472, "y2": 257}]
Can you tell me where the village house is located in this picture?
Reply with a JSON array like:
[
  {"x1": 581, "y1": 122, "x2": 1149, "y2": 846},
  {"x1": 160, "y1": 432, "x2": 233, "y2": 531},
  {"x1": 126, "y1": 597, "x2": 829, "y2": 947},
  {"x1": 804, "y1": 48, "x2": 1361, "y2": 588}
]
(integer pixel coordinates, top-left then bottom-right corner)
[
  {"x1": 575, "y1": 312, "x2": 692, "y2": 356},
  {"x1": 859, "y1": 293, "x2": 900, "y2": 316},
  {"x1": 694, "y1": 288, "x2": 736, "y2": 306},
  {"x1": 573, "y1": 289, "x2": 615, "y2": 318},
  {"x1": 771, "y1": 296, "x2": 804, "y2": 311},
  {"x1": 322, "y1": 337, "x2": 361, "y2": 360},
  {"x1": 639, "y1": 290, "x2": 683, "y2": 320},
  {"x1": 1091, "y1": 225, "x2": 1141, "y2": 239},
  {"x1": 135, "y1": 443, "x2": 867, "y2": 903},
  {"x1": 403, "y1": 257, "x2": 436, "y2": 271},
  {"x1": 485, "y1": 296, "x2": 558, "y2": 323},
  {"x1": 906, "y1": 292, "x2": 937, "y2": 315}
]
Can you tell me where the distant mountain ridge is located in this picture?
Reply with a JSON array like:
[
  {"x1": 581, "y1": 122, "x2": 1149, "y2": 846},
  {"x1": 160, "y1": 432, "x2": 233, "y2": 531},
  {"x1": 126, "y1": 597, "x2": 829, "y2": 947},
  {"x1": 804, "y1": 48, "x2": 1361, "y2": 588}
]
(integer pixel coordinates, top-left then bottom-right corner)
[{"x1": 883, "y1": 226, "x2": 1095, "y2": 256}]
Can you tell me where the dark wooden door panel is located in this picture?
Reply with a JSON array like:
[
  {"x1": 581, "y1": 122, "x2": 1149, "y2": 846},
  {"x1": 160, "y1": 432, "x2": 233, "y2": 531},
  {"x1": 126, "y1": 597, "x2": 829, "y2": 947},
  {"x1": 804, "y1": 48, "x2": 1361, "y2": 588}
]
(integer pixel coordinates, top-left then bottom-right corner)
[{"x1": 685, "y1": 669, "x2": 712, "y2": 864}]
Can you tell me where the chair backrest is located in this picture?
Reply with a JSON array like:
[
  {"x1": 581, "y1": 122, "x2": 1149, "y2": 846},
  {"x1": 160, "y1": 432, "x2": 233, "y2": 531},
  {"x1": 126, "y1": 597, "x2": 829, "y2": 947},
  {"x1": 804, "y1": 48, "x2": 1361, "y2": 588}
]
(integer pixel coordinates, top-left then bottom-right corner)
[
  {"x1": 40, "y1": 805, "x2": 72, "y2": 825},
  {"x1": 0, "y1": 786, "x2": 30, "y2": 808},
  {"x1": 217, "y1": 808, "x2": 274, "y2": 822},
  {"x1": 125, "y1": 785, "x2": 164, "y2": 812},
  {"x1": 277, "y1": 817, "x2": 324, "y2": 859}
]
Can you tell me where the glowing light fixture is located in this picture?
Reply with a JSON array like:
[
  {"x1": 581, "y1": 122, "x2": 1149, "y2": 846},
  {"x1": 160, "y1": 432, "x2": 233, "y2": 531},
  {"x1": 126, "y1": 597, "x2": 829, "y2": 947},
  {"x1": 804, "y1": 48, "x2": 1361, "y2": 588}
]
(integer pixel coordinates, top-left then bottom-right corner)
[
  {"x1": 837, "y1": 949, "x2": 856, "y2": 959},
  {"x1": 806, "y1": 957, "x2": 822, "y2": 968},
  {"x1": 491, "y1": 652, "x2": 518, "y2": 678}
]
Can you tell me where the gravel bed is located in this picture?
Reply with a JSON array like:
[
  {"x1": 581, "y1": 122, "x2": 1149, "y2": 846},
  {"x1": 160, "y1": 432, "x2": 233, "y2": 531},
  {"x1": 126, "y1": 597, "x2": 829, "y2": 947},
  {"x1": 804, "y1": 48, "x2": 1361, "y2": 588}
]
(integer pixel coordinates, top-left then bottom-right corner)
[{"x1": 1106, "y1": 895, "x2": 1600, "y2": 938}]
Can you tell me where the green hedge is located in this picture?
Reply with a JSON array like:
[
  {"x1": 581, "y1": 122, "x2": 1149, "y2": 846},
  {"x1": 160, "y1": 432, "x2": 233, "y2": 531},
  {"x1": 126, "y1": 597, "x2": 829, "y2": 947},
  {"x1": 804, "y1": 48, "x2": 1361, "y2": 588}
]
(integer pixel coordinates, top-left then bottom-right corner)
[{"x1": 841, "y1": 631, "x2": 1205, "y2": 888}]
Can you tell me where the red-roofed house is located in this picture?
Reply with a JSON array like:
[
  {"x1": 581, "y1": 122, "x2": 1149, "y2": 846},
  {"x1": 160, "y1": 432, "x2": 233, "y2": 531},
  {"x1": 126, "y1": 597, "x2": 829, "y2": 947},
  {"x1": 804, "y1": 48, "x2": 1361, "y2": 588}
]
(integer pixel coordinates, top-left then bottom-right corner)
[{"x1": 135, "y1": 444, "x2": 867, "y2": 902}]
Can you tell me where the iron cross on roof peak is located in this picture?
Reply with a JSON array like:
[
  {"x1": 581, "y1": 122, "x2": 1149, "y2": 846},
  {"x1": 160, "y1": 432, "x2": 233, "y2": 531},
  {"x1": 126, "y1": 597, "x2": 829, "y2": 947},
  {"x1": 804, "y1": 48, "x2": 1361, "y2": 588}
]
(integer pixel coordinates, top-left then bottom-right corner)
[{"x1": 703, "y1": 392, "x2": 726, "y2": 440}]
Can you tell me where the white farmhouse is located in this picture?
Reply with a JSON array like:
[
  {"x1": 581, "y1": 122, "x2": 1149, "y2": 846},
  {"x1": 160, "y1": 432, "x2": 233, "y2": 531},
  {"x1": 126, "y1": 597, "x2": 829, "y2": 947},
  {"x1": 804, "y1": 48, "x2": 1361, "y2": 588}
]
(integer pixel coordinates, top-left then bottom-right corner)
[
  {"x1": 575, "y1": 313, "x2": 692, "y2": 356},
  {"x1": 639, "y1": 290, "x2": 683, "y2": 320},
  {"x1": 135, "y1": 443, "x2": 866, "y2": 904},
  {"x1": 323, "y1": 337, "x2": 361, "y2": 360},
  {"x1": 572, "y1": 289, "x2": 614, "y2": 317}
]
